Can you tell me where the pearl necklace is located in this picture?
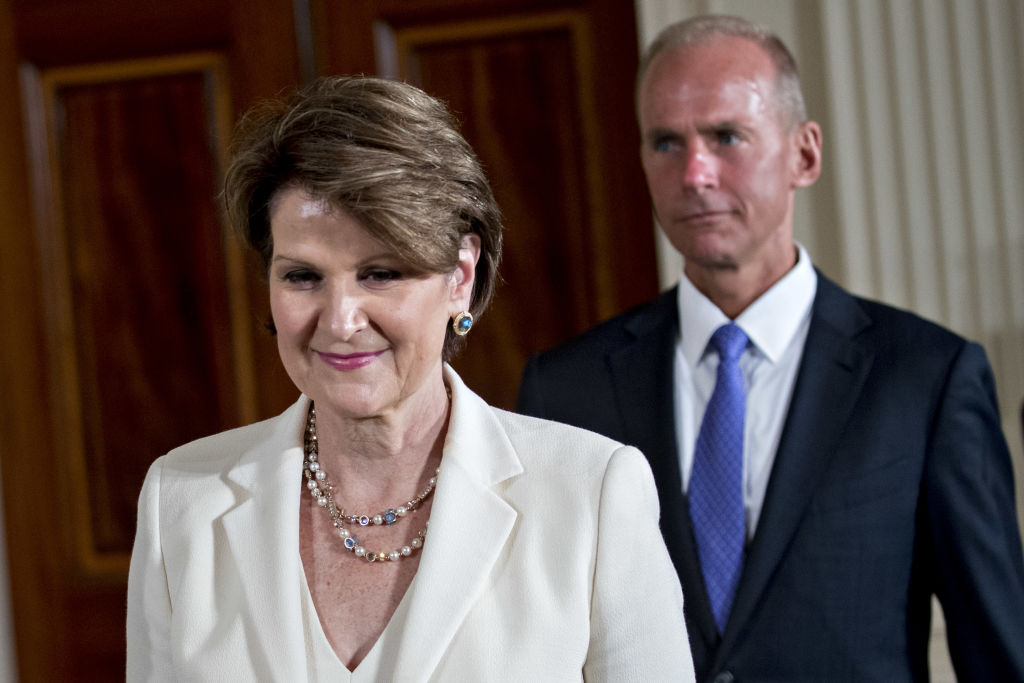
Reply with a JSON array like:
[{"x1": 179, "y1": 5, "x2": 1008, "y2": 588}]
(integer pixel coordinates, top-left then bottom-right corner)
[{"x1": 302, "y1": 403, "x2": 436, "y2": 563}]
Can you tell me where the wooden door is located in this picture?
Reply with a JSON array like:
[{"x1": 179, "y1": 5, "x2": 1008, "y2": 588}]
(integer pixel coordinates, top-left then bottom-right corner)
[
  {"x1": 0, "y1": 0, "x2": 654, "y2": 679},
  {"x1": 0, "y1": 0, "x2": 301, "y2": 678},
  {"x1": 313, "y1": 0, "x2": 658, "y2": 408}
]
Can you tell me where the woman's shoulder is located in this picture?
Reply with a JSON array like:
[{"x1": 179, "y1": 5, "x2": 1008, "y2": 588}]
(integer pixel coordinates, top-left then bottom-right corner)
[
  {"x1": 491, "y1": 407, "x2": 645, "y2": 470},
  {"x1": 492, "y1": 407, "x2": 619, "y2": 445},
  {"x1": 483, "y1": 408, "x2": 658, "y2": 524},
  {"x1": 137, "y1": 397, "x2": 306, "y2": 525},
  {"x1": 446, "y1": 365, "x2": 649, "y2": 482}
]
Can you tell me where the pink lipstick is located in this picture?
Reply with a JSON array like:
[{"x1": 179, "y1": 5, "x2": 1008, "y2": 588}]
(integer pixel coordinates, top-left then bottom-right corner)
[{"x1": 316, "y1": 350, "x2": 383, "y2": 371}]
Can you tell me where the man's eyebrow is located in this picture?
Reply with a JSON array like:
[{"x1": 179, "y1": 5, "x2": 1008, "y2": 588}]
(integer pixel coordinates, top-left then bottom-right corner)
[
  {"x1": 644, "y1": 127, "x2": 681, "y2": 142},
  {"x1": 697, "y1": 119, "x2": 747, "y2": 131}
]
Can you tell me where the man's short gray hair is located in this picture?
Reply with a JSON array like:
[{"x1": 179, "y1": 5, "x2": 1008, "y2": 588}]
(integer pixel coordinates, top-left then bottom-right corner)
[{"x1": 637, "y1": 14, "x2": 808, "y2": 126}]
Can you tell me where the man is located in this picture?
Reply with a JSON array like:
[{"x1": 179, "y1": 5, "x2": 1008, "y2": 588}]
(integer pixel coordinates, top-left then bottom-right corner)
[{"x1": 517, "y1": 14, "x2": 1024, "y2": 682}]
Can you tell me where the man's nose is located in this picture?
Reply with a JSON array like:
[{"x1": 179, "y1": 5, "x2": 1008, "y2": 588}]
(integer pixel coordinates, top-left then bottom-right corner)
[{"x1": 682, "y1": 143, "x2": 718, "y2": 189}]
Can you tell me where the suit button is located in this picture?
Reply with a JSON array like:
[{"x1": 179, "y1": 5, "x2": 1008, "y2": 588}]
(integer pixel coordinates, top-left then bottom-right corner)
[{"x1": 711, "y1": 673, "x2": 734, "y2": 683}]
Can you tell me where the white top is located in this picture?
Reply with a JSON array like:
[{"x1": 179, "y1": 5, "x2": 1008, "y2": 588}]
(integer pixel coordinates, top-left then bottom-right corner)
[
  {"x1": 301, "y1": 559, "x2": 350, "y2": 679},
  {"x1": 299, "y1": 557, "x2": 411, "y2": 680},
  {"x1": 673, "y1": 244, "x2": 817, "y2": 536}
]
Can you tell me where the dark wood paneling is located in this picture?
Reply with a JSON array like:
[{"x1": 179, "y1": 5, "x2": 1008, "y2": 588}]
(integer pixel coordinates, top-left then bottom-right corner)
[
  {"x1": 226, "y1": 0, "x2": 309, "y2": 422},
  {"x1": 0, "y1": 0, "x2": 56, "y2": 680},
  {"x1": 394, "y1": 15, "x2": 598, "y2": 407},
  {"x1": 2, "y1": 1, "x2": 303, "y2": 678},
  {"x1": 15, "y1": 53, "x2": 252, "y2": 675},
  {"x1": 27, "y1": 58, "x2": 247, "y2": 564},
  {"x1": 13, "y1": 0, "x2": 229, "y2": 68}
]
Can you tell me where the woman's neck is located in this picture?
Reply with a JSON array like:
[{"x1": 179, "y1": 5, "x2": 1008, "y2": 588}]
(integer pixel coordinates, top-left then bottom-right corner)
[{"x1": 309, "y1": 378, "x2": 450, "y2": 509}]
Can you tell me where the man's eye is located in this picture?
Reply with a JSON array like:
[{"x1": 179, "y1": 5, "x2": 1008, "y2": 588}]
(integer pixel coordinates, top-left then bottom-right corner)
[
  {"x1": 716, "y1": 130, "x2": 740, "y2": 146},
  {"x1": 652, "y1": 137, "x2": 678, "y2": 153}
]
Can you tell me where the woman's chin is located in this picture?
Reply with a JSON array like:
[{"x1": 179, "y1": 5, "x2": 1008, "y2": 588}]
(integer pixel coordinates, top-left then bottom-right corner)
[{"x1": 314, "y1": 386, "x2": 388, "y2": 421}]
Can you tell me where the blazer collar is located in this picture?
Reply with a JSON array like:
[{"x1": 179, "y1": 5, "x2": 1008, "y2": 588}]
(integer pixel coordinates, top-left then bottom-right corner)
[
  {"x1": 220, "y1": 396, "x2": 309, "y2": 681},
  {"x1": 219, "y1": 368, "x2": 522, "y2": 681},
  {"x1": 715, "y1": 272, "x2": 876, "y2": 660},
  {"x1": 380, "y1": 365, "x2": 521, "y2": 680}
]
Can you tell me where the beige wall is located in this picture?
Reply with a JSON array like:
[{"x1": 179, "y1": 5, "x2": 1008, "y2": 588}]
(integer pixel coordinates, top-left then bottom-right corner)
[{"x1": 635, "y1": 0, "x2": 1024, "y2": 679}]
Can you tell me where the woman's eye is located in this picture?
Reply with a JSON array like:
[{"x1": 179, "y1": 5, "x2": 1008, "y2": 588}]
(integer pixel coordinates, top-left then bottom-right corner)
[
  {"x1": 363, "y1": 268, "x2": 401, "y2": 283},
  {"x1": 281, "y1": 269, "x2": 320, "y2": 285}
]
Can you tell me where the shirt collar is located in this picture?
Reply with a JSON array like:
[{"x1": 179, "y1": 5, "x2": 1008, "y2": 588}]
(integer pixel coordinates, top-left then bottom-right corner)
[{"x1": 677, "y1": 243, "x2": 817, "y2": 367}]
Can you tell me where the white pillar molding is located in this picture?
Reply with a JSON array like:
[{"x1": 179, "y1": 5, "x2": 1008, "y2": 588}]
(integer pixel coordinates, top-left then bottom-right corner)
[{"x1": 815, "y1": 0, "x2": 1024, "y2": 527}]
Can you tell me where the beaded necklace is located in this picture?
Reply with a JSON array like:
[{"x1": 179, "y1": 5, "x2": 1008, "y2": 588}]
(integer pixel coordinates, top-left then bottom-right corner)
[{"x1": 302, "y1": 403, "x2": 437, "y2": 563}]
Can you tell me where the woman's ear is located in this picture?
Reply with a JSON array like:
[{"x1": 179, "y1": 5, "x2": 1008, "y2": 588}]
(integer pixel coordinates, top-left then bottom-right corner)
[{"x1": 451, "y1": 233, "x2": 481, "y2": 310}]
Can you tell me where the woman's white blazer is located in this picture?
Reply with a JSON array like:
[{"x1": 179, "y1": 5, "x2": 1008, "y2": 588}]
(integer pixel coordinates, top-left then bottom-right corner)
[{"x1": 127, "y1": 366, "x2": 695, "y2": 681}]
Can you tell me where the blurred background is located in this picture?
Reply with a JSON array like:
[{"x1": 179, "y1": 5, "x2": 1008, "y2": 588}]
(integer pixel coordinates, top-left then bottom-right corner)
[{"x1": 0, "y1": 0, "x2": 1020, "y2": 679}]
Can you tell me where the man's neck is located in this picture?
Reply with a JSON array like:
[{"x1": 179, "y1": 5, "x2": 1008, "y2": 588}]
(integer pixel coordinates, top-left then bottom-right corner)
[{"x1": 684, "y1": 246, "x2": 799, "y2": 319}]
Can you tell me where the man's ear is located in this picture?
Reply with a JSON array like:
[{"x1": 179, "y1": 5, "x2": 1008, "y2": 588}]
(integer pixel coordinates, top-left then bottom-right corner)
[
  {"x1": 451, "y1": 233, "x2": 481, "y2": 310},
  {"x1": 792, "y1": 120, "x2": 823, "y2": 188}
]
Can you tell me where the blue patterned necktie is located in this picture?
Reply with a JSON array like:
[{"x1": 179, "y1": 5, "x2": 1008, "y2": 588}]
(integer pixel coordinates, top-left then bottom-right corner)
[{"x1": 689, "y1": 323, "x2": 749, "y2": 634}]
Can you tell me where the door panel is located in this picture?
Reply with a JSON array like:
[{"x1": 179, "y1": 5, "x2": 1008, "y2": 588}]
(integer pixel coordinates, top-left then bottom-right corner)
[{"x1": 20, "y1": 54, "x2": 247, "y2": 574}]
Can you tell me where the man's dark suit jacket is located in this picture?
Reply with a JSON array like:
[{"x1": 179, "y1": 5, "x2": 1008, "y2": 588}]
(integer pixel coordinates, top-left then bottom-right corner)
[{"x1": 517, "y1": 272, "x2": 1024, "y2": 682}]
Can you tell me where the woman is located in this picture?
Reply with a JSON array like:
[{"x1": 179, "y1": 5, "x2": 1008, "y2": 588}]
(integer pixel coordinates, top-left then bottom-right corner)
[{"x1": 127, "y1": 76, "x2": 694, "y2": 681}]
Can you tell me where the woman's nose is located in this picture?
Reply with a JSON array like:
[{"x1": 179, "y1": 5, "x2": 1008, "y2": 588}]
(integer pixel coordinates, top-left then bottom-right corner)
[{"x1": 323, "y1": 287, "x2": 368, "y2": 339}]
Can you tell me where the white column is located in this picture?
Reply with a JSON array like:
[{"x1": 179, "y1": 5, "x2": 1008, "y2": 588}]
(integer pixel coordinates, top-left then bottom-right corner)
[{"x1": 815, "y1": 0, "x2": 1024, "y2": 526}]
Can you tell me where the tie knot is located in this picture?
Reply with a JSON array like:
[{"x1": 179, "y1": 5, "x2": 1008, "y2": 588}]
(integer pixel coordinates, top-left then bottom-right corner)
[{"x1": 710, "y1": 323, "x2": 748, "y2": 363}]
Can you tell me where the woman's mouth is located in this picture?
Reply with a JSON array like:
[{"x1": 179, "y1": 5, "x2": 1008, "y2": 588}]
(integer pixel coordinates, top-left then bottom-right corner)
[{"x1": 315, "y1": 350, "x2": 384, "y2": 371}]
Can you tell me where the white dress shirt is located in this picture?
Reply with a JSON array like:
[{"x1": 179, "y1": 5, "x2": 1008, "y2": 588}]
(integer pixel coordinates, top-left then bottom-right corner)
[{"x1": 674, "y1": 244, "x2": 817, "y2": 537}]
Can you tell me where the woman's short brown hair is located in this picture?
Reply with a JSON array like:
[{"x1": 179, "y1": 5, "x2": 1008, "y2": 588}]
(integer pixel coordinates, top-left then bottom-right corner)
[{"x1": 223, "y1": 76, "x2": 503, "y2": 361}]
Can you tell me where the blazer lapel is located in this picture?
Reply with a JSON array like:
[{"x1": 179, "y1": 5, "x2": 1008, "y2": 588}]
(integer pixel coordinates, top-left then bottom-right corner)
[
  {"x1": 381, "y1": 367, "x2": 521, "y2": 681},
  {"x1": 716, "y1": 274, "x2": 875, "y2": 659},
  {"x1": 607, "y1": 289, "x2": 722, "y2": 651},
  {"x1": 220, "y1": 398, "x2": 309, "y2": 681}
]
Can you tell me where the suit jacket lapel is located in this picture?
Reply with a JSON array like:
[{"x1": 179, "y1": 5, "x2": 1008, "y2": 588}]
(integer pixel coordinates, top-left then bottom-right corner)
[
  {"x1": 220, "y1": 397, "x2": 309, "y2": 681},
  {"x1": 607, "y1": 289, "x2": 682, "y2": 545},
  {"x1": 607, "y1": 288, "x2": 722, "y2": 650},
  {"x1": 381, "y1": 366, "x2": 521, "y2": 681},
  {"x1": 716, "y1": 274, "x2": 875, "y2": 659},
  {"x1": 609, "y1": 288, "x2": 680, "y2": 481}
]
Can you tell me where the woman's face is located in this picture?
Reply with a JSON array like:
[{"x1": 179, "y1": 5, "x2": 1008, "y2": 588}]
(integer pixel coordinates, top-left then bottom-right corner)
[{"x1": 268, "y1": 188, "x2": 478, "y2": 422}]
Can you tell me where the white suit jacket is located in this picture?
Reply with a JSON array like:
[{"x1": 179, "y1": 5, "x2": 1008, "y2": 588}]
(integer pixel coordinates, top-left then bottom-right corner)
[{"x1": 127, "y1": 366, "x2": 694, "y2": 682}]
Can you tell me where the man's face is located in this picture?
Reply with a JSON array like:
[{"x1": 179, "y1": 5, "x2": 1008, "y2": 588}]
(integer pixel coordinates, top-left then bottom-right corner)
[{"x1": 638, "y1": 36, "x2": 819, "y2": 285}]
